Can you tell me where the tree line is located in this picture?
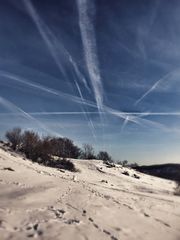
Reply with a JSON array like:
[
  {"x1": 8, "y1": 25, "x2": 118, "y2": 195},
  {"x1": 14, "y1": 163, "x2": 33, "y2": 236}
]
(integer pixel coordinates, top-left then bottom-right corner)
[{"x1": 5, "y1": 127, "x2": 113, "y2": 164}]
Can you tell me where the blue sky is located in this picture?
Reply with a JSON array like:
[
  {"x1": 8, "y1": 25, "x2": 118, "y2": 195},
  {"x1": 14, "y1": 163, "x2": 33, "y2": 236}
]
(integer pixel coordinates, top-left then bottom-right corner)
[{"x1": 1, "y1": 0, "x2": 180, "y2": 164}]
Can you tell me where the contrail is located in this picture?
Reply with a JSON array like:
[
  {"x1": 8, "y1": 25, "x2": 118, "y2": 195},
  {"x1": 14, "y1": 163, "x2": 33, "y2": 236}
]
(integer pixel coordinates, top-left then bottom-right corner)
[
  {"x1": 1, "y1": 70, "x2": 97, "y2": 139},
  {"x1": 0, "y1": 70, "x2": 96, "y2": 108},
  {"x1": 77, "y1": 0, "x2": 103, "y2": 111},
  {"x1": 2, "y1": 111, "x2": 180, "y2": 116},
  {"x1": 102, "y1": 105, "x2": 173, "y2": 133},
  {"x1": 103, "y1": 105, "x2": 140, "y2": 125},
  {"x1": 69, "y1": 56, "x2": 91, "y2": 93},
  {"x1": 0, "y1": 111, "x2": 180, "y2": 116},
  {"x1": 1, "y1": 107, "x2": 179, "y2": 134},
  {"x1": 0, "y1": 70, "x2": 144, "y2": 124},
  {"x1": 23, "y1": 0, "x2": 90, "y2": 92},
  {"x1": 134, "y1": 69, "x2": 175, "y2": 105},
  {"x1": 134, "y1": 79, "x2": 162, "y2": 105},
  {"x1": 149, "y1": 0, "x2": 161, "y2": 29},
  {"x1": 22, "y1": 0, "x2": 66, "y2": 76},
  {"x1": 18, "y1": 0, "x2": 177, "y2": 137},
  {"x1": 0, "y1": 96, "x2": 62, "y2": 136},
  {"x1": 136, "y1": 117, "x2": 180, "y2": 134},
  {"x1": 1, "y1": 71, "x2": 167, "y2": 132},
  {"x1": 88, "y1": 118, "x2": 97, "y2": 140},
  {"x1": 73, "y1": 78, "x2": 97, "y2": 140},
  {"x1": 77, "y1": 0, "x2": 105, "y2": 145},
  {"x1": 0, "y1": 69, "x2": 96, "y2": 139},
  {"x1": 136, "y1": 0, "x2": 161, "y2": 60},
  {"x1": 120, "y1": 116, "x2": 130, "y2": 132}
]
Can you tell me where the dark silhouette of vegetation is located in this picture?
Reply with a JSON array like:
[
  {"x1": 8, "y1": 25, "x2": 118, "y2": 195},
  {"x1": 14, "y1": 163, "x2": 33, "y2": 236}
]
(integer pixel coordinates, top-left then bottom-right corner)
[
  {"x1": 5, "y1": 127, "x2": 22, "y2": 150},
  {"x1": 5, "y1": 127, "x2": 114, "y2": 171},
  {"x1": 122, "y1": 171, "x2": 129, "y2": 176},
  {"x1": 128, "y1": 162, "x2": 139, "y2": 168},
  {"x1": 48, "y1": 158, "x2": 77, "y2": 172},
  {"x1": 50, "y1": 137, "x2": 80, "y2": 159},
  {"x1": 5, "y1": 128, "x2": 78, "y2": 171},
  {"x1": 117, "y1": 160, "x2": 128, "y2": 167},
  {"x1": 21, "y1": 130, "x2": 42, "y2": 161},
  {"x1": 97, "y1": 151, "x2": 112, "y2": 162},
  {"x1": 80, "y1": 144, "x2": 96, "y2": 159},
  {"x1": 104, "y1": 161, "x2": 116, "y2": 168},
  {"x1": 134, "y1": 163, "x2": 180, "y2": 182}
]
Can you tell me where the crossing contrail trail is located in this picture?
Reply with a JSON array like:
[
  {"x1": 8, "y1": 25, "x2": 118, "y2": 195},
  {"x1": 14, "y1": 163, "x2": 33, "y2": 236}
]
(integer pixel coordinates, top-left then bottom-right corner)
[
  {"x1": 134, "y1": 78, "x2": 163, "y2": 105},
  {"x1": 0, "y1": 70, "x2": 96, "y2": 108},
  {"x1": 120, "y1": 116, "x2": 130, "y2": 132},
  {"x1": 77, "y1": 0, "x2": 105, "y2": 145},
  {"x1": 1, "y1": 100, "x2": 178, "y2": 134},
  {"x1": 1, "y1": 70, "x2": 169, "y2": 132},
  {"x1": 134, "y1": 67, "x2": 180, "y2": 105},
  {"x1": 23, "y1": 0, "x2": 90, "y2": 92},
  {"x1": 2, "y1": 111, "x2": 180, "y2": 116},
  {"x1": 77, "y1": 0, "x2": 103, "y2": 112},
  {"x1": 0, "y1": 96, "x2": 62, "y2": 136},
  {"x1": 73, "y1": 78, "x2": 97, "y2": 140},
  {"x1": 69, "y1": 56, "x2": 91, "y2": 93},
  {"x1": 23, "y1": 0, "x2": 96, "y2": 139},
  {"x1": 22, "y1": 0, "x2": 66, "y2": 76},
  {"x1": 0, "y1": 69, "x2": 96, "y2": 139}
]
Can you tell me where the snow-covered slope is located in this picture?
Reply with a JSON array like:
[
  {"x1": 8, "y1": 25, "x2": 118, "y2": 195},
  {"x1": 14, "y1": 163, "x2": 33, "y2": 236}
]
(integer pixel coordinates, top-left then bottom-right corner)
[{"x1": 0, "y1": 146, "x2": 180, "y2": 240}]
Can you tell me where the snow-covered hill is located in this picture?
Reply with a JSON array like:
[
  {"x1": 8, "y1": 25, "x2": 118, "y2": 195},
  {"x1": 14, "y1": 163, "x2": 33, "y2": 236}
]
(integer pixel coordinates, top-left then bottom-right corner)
[{"x1": 0, "y1": 145, "x2": 180, "y2": 240}]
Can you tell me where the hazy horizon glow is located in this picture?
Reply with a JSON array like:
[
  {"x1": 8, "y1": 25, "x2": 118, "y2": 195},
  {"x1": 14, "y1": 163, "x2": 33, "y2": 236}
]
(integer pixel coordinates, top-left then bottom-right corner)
[{"x1": 1, "y1": 0, "x2": 180, "y2": 164}]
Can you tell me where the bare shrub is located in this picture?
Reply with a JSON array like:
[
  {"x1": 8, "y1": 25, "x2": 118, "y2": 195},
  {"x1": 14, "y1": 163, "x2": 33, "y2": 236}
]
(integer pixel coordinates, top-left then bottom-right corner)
[
  {"x1": 117, "y1": 160, "x2": 128, "y2": 167},
  {"x1": 39, "y1": 136, "x2": 53, "y2": 164},
  {"x1": 81, "y1": 144, "x2": 96, "y2": 159},
  {"x1": 60, "y1": 138, "x2": 80, "y2": 158},
  {"x1": 97, "y1": 151, "x2": 112, "y2": 162},
  {"x1": 5, "y1": 127, "x2": 22, "y2": 150},
  {"x1": 5, "y1": 128, "x2": 80, "y2": 172},
  {"x1": 48, "y1": 158, "x2": 77, "y2": 172},
  {"x1": 50, "y1": 137, "x2": 80, "y2": 159},
  {"x1": 21, "y1": 130, "x2": 41, "y2": 161}
]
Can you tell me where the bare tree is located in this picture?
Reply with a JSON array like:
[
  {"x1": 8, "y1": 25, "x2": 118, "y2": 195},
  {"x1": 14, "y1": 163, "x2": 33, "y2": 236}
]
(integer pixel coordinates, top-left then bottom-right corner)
[
  {"x1": 4, "y1": 128, "x2": 79, "y2": 171},
  {"x1": 97, "y1": 151, "x2": 112, "y2": 162},
  {"x1": 81, "y1": 144, "x2": 96, "y2": 159},
  {"x1": 5, "y1": 127, "x2": 22, "y2": 150},
  {"x1": 39, "y1": 136, "x2": 53, "y2": 164},
  {"x1": 49, "y1": 137, "x2": 80, "y2": 159},
  {"x1": 21, "y1": 130, "x2": 41, "y2": 161},
  {"x1": 62, "y1": 138, "x2": 80, "y2": 158}
]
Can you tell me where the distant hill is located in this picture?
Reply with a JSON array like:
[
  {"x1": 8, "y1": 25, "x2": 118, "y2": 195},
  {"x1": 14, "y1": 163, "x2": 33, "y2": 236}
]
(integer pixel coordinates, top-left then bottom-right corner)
[{"x1": 134, "y1": 163, "x2": 180, "y2": 182}]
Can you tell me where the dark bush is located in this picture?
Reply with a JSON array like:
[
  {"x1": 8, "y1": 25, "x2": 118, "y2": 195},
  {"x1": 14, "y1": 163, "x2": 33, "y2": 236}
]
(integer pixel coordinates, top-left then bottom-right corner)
[
  {"x1": 97, "y1": 151, "x2": 113, "y2": 162},
  {"x1": 49, "y1": 137, "x2": 80, "y2": 159},
  {"x1": 61, "y1": 138, "x2": 80, "y2": 158},
  {"x1": 5, "y1": 128, "x2": 78, "y2": 172},
  {"x1": 48, "y1": 158, "x2": 76, "y2": 172},
  {"x1": 5, "y1": 127, "x2": 22, "y2": 150},
  {"x1": 122, "y1": 171, "x2": 129, "y2": 176},
  {"x1": 21, "y1": 130, "x2": 41, "y2": 161},
  {"x1": 58, "y1": 158, "x2": 76, "y2": 171},
  {"x1": 39, "y1": 136, "x2": 53, "y2": 164},
  {"x1": 104, "y1": 161, "x2": 116, "y2": 168},
  {"x1": 119, "y1": 160, "x2": 128, "y2": 167},
  {"x1": 128, "y1": 162, "x2": 139, "y2": 168}
]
